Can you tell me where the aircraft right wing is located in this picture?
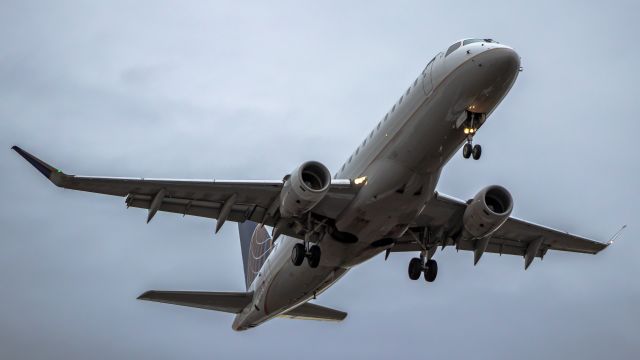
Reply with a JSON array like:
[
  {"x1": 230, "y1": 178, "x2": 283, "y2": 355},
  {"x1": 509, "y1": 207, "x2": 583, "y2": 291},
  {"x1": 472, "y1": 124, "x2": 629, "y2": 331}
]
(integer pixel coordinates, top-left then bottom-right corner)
[{"x1": 11, "y1": 146, "x2": 359, "y2": 238}]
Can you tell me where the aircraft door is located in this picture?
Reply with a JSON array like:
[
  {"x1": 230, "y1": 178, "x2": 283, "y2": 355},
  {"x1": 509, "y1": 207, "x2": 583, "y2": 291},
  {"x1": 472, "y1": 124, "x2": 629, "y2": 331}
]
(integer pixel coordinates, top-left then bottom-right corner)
[
  {"x1": 422, "y1": 53, "x2": 441, "y2": 96},
  {"x1": 422, "y1": 57, "x2": 434, "y2": 96}
]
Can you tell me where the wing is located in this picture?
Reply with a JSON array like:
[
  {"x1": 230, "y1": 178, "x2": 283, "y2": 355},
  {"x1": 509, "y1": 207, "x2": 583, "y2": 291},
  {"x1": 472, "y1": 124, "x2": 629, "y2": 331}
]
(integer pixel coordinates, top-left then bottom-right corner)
[
  {"x1": 393, "y1": 192, "x2": 609, "y2": 269},
  {"x1": 12, "y1": 146, "x2": 357, "y2": 237}
]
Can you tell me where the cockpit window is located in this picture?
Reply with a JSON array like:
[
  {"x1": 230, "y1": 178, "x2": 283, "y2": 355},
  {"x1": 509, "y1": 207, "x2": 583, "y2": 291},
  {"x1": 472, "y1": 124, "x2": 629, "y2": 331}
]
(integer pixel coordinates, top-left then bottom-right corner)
[
  {"x1": 463, "y1": 38, "x2": 484, "y2": 46},
  {"x1": 445, "y1": 42, "x2": 461, "y2": 57}
]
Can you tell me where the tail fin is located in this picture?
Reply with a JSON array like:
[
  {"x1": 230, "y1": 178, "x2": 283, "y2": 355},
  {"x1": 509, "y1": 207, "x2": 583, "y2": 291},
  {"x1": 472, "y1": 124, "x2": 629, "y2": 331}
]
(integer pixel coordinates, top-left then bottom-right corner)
[{"x1": 238, "y1": 221, "x2": 273, "y2": 289}]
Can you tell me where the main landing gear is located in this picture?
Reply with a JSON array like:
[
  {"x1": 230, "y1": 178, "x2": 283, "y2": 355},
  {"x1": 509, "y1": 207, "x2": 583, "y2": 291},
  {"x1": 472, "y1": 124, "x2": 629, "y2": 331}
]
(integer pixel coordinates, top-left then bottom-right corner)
[
  {"x1": 291, "y1": 243, "x2": 321, "y2": 268},
  {"x1": 408, "y1": 256, "x2": 438, "y2": 282},
  {"x1": 462, "y1": 112, "x2": 483, "y2": 160}
]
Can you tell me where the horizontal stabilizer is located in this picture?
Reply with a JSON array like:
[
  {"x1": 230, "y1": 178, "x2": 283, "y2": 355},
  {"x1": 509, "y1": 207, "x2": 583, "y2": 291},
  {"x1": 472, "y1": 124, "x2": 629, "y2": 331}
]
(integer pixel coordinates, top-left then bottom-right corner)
[
  {"x1": 279, "y1": 302, "x2": 347, "y2": 322},
  {"x1": 137, "y1": 290, "x2": 253, "y2": 314}
]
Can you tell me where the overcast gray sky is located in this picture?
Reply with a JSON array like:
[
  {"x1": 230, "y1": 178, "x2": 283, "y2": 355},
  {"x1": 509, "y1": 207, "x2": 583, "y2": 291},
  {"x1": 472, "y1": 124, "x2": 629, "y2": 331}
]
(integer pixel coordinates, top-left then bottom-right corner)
[{"x1": 1, "y1": 0, "x2": 639, "y2": 359}]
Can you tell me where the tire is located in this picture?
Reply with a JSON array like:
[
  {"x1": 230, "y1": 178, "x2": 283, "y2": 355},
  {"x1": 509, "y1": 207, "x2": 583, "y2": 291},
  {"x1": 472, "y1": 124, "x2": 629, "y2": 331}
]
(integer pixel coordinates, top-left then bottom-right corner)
[
  {"x1": 472, "y1": 144, "x2": 482, "y2": 160},
  {"x1": 424, "y1": 259, "x2": 438, "y2": 282},
  {"x1": 408, "y1": 258, "x2": 422, "y2": 280},
  {"x1": 307, "y1": 245, "x2": 321, "y2": 268},
  {"x1": 462, "y1": 143, "x2": 472, "y2": 159},
  {"x1": 291, "y1": 243, "x2": 305, "y2": 266}
]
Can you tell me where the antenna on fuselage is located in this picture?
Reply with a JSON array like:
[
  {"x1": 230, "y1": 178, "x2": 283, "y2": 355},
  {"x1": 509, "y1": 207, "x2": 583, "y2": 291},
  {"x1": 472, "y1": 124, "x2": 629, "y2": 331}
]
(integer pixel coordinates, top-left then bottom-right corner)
[{"x1": 608, "y1": 224, "x2": 627, "y2": 245}]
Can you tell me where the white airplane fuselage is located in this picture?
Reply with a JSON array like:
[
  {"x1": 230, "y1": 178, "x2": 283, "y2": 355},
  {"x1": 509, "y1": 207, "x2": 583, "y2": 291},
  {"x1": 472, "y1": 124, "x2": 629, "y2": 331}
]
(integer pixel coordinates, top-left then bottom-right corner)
[{"x1": 233, "y1": 41, "x2": 520, "y2": 330}]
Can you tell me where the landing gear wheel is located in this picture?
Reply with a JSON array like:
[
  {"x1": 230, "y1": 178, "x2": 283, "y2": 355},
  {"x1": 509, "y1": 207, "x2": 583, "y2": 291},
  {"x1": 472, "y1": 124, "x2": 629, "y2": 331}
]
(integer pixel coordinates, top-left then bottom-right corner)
[
  {"x1": 307, "y1": 245, "x2": 321, "y2": 268},
  {"x1": 472, "y1": 144, "x2": 482, "y2": 160},
  {"x1": 424, "y1": 259, "x2": 438, "y2": 282},
  {"x1": 462, "y1": 143, "x2": 472, "y2": 159},
  {"x1": 291, "y1": 243, "x2": 305, "y2": 266},
  {"x1": 408, "y1": 258, "x2": 422, "y2": 280}
]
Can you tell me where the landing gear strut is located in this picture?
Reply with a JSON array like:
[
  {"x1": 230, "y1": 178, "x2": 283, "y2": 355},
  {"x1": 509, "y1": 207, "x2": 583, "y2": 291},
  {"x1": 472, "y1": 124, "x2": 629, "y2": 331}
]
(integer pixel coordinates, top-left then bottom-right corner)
[
  {"x1": 462, "y1": 112, "x2": 483, "y2": 160},
  {"x1": 291, "y1": 213, "x2": 324, "y2": 268},
  {"x1": 407, "y1": 256, "x2": 438, "y2": 282},
  {"x1": 291, "y1": 243, "x2": 321, "y2": 268}
]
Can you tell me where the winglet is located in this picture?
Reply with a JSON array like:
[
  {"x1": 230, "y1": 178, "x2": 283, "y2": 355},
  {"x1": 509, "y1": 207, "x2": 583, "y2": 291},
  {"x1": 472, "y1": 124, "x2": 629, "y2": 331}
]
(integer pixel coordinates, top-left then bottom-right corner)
[{"x1": 11, "y1": 146, "x2": 60, "y2": 179}]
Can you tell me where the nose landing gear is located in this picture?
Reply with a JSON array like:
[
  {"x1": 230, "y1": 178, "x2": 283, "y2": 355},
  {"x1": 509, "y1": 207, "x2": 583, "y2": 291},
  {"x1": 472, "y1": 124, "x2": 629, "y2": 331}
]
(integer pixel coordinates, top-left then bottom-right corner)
[
  {"x1": 463, "y1": 142, "x2": 482, "y2": 160},
  {"x1": 462, "y1": 112, "x2": 483, "y2": 160}
]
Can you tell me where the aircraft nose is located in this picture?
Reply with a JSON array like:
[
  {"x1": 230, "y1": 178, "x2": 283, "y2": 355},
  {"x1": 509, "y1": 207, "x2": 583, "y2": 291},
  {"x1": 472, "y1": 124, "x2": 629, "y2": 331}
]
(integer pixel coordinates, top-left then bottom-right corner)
[{"x1": 489, "y1": 46, "x2": 521, "y2": 76}]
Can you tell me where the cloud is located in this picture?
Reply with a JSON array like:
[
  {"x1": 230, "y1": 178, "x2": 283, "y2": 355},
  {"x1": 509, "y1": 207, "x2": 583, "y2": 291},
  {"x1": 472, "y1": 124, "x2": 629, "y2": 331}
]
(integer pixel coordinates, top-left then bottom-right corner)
[{"x1": 1, "y1": 0, "x2": 638, "y2": 359}]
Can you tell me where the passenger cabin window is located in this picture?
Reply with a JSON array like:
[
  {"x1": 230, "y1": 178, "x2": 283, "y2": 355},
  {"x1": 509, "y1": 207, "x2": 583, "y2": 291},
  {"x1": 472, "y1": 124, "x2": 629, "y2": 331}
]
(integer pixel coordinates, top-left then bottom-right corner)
[
  {"x1": 463, "y1": 39, "x2": 484, "y2": 46},
  {"x1": 392, "y1": 104, "x2": 396, "y2": 112},
  {"x1": 399, "y1": 95, "x2": 403, "y2": 104},
  {"x1": 445, "y1": 42, "x2": 461, "y2": 57}
]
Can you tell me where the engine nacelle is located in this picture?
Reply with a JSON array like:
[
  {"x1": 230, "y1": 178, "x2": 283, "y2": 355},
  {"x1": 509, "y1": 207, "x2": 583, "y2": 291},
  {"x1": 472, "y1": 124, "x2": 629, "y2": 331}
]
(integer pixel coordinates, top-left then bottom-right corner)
[
  {"x1": 463, "y1": 185, "x2": 513, "y2": 239},
  {"x1": 279, "y1": 161, "x2": 332, "y2": 218}
]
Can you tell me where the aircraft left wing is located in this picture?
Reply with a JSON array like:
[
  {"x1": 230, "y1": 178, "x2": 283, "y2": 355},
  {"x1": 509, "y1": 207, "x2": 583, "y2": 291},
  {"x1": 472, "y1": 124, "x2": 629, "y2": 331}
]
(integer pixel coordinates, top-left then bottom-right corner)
[
  {"x1": 392, "y1": 192, "x2": 609, "y2": 269},
  {"x1": 11, "y1": 146, "x2": 357, "y2": 236}
]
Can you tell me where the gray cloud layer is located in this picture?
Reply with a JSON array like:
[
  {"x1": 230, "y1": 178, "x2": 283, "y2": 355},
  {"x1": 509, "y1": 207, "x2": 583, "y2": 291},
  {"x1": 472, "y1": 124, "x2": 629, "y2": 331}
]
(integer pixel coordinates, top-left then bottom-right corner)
[{"x1": 1, "y1": 0, "x2": 638, "y2": 359}]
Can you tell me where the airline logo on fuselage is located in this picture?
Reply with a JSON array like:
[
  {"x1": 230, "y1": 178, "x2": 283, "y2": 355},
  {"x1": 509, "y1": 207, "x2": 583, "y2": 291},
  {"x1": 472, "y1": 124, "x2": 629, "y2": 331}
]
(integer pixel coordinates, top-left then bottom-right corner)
[{"x1": 246, "y1": 225, "x2": 273, "y2": 286}]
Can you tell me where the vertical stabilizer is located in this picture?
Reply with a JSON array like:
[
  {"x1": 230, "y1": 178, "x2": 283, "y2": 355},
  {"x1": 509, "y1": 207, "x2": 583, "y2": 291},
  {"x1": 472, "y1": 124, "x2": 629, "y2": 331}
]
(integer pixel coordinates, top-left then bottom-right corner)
[{"x1": 238, "y1": 221, "x2": 273, "y2": 289}]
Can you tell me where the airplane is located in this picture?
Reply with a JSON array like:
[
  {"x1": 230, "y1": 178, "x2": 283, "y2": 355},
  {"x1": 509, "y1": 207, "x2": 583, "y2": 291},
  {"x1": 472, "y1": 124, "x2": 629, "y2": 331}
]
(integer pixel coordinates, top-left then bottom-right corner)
[{"x1": 12, "y1": 38, "x2": 610, "y2": 331}]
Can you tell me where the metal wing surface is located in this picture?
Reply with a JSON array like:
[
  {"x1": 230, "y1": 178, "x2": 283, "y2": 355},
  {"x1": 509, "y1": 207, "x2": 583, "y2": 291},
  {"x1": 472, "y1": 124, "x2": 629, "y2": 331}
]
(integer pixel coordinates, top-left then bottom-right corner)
[
  {"x1": 12, "y1": 146, "x2": 357, "y2": 237},
  {"x1": 392, "y1": 192, "x2": 609, "y2": 268}
]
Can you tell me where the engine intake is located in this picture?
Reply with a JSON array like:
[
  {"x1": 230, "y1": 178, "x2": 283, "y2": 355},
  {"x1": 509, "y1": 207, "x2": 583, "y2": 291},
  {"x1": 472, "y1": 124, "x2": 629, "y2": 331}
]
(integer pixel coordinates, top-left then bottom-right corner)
[
  {"x1": 279, "y1": 161, "x2": 331, "y2": 218},
  {"x1": 462, "y1": 185, "x2": 513, "y2": 239}
]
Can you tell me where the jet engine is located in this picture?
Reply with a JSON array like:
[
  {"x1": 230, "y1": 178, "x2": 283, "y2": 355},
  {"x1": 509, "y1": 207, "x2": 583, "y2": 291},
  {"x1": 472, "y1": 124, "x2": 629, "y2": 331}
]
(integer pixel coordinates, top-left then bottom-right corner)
[
  {"x1": 279, "y1": 161, "x2": 332, "y2": 218},
  {"x1": 462, "y1": 185, "x2": 513, "y2": 239}
]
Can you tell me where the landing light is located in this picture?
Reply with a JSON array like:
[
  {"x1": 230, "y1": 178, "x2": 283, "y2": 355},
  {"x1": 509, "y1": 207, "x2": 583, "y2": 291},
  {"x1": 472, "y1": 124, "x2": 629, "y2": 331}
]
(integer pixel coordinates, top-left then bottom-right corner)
[
  {"x1": 464, "y1": 128, "x2": 470, "y2": 135},
  {"x1": 354, "y1": 176, "x2": 368, "y2": 185}
]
